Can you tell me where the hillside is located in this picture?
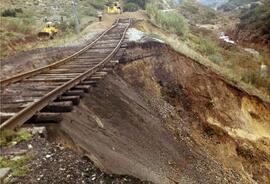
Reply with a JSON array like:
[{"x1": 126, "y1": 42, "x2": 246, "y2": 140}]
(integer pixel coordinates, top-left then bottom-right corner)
[
  {"x1": 218, "y1": 0, "x2": 263, "y2": 11},
  {"x1": 146, "y1": 0, "x2": 270, "y2": 98},
  {"x1": 234, "y1": 0, "x2": 270, "y2": 47},
  {"x1": 198, "y1": 0, "x2": 228, "y2": 9},
  {"x1": 177, "y1": 1, "x2": 221, "y2": 24},
  {"x1": 0, "y1": 0, "x2": 108, "y2": 58}
]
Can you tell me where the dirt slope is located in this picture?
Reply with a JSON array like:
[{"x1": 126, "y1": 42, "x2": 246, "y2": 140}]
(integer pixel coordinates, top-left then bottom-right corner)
[
  {"x1": 59, "y1": 73, "x2": 241, "y2": 184},
  {"x1": 121, "y1": 42, "x2": 270, "y2": 183},
  {"x1": 54, "y1": 41, "x2": 270, "y2": 184}
]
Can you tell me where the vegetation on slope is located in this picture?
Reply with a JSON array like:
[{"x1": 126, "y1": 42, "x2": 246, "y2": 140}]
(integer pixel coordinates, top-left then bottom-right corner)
[
  {"x1": 178, "y1": 1, "x2": 221, "y2": 24},
  {"x1": 218, "y1": 0, "x2": 261, "y2": 11},
  {"x1": 146, "y1": 3, "x2": 189, "y2": 37},
  {"x1": 0, "y1": 0, "x2": 108, "y2": 58},
  {"x1": 123, "y1": 0, "x2": 148, "y2": 12},
  {"x1": 236, "y1": 0, "x2": 270, "y2": 46},
  {"x1": 145, "y1": 0, "x2": 270, "y2": 97}
]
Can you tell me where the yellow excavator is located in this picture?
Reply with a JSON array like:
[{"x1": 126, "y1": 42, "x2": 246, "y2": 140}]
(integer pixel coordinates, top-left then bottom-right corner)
[
  {"x1": 38, "y1": 22, "x2": 58, "y2": 39},
  {"x1": 107, "y1": 1, "x2": 121, "y2": 14}
]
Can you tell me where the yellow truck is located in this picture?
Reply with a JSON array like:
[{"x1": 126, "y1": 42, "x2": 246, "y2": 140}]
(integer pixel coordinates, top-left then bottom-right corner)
[{"x1": 38, "y1": 22, "x2": 58, "y2": 39}]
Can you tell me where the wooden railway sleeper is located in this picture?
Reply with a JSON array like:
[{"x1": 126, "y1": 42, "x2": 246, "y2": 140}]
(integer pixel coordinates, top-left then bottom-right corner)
[
  {"x1": 55, "y1": 96, "x2": 80, "y2": 105},
  {"x1": 64, "y1": 63, "x2": 100, "y2": 66},
  {"x1": 38, "y1": 73, "x2": 80, "y2": 77},
  {"x1": 0, "y1": 98, "x2": 40, "y2": 104},
  {"x1": 41, "y1": 101, "x2": 73, "y2": 113},
  {"x1": 64, "y1": 90, "x2": 85, "y2": 98},
  {"x1": 46, "y1": 69, "x2": 86, "y2": 74},
  {"x1": 23, "y1": 78, "x2": 71, "y2": 83},
  {"x1": 1, "y1": 106, "x2": 25, "y2": 113},
  {"x1": 27, "y1": 113, "x2": 63, "y2": 124},
  {"x1": 80, "y1": 80, "x2": 98, "y2": 86},
  {"x1": 73, "y1": 85, "x2": 91, "y2": 93}
]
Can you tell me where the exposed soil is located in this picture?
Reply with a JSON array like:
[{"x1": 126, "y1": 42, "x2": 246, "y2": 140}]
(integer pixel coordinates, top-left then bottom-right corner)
[
  {"x1": 53, "y1": 40, "x2": 270, "y2": 183},
  {"x1": 57, "y1": 73, "x2": 242, "y2": 184},
  {"x1": 119, "y1": 42, "x2": 270, "y2": 183}
]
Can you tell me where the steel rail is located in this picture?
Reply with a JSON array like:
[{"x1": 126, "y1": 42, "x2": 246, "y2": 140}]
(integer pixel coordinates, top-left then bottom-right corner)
[
  {"x1": 0, "y1": 18, "x2": 130, "y2": 130},
  {"x1": 0, "y1": 19, "x2": 120, "y2": 87}
]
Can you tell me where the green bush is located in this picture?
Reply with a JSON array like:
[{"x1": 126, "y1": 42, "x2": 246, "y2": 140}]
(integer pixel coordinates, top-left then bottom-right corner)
[
  {"x1": 197, "y1": 37, "x2": 218, "y2": 56},
  {"x1": 1, "y1": 8, "x2": 24, "y2": 17},
  {"x1": 146, "y1": 3, "x2": 189, "y2": 37},
  {"x1": 1, "y1": 9, "x2": 17, "y2": 17},
  {"x1": 161, "y1": 12, "x2": 189, "y2": 37},
  {"x1": 146, "y1": 3, "x2": 159, "y2": 18},
  {"x1": 123, "y1": 2, "x2": 140, "y2": 12},
  {"x1": 124, "y1": 0, "x2": 147, "y2": 9}
]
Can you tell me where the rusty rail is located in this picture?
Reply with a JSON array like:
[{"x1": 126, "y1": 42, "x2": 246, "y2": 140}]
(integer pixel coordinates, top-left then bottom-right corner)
[
  {"x1": 0, "y1": 19, "x2": 121, "y2": 86},
  {"x1": 0, "y1": 18, "x2": 130, "y2": 130}
]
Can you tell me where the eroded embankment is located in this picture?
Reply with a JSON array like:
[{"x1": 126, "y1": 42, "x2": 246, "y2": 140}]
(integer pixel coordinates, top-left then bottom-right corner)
[
  {"x1": 121, "y1": 42, "x2": 270, "y2": 183},
  {"x1": 55, "y1": 41, "x2": 270, "y2": 183},
  {"x1": 58, "y1": 71, "x2": 241, "y2": 184}
]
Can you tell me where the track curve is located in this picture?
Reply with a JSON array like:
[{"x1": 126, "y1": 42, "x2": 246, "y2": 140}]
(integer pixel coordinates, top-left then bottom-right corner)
[{"x1": 0, "y1": 18, "x2": 131, "y2": 130}]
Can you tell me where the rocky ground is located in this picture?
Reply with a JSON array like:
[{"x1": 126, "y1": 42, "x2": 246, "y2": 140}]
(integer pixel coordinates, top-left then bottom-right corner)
[{"x1": 2, "y1": 132, "x2": 152, "y2": 184}]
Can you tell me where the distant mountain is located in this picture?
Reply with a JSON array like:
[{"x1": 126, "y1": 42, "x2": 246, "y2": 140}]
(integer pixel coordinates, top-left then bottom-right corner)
[
  {"x1": 177, "y1": 1, "x2": 220, "y2": 24},
  {"x1": 198, "y1": 0, "x2": 228, "y2": 8},
  {"x1": 218, "y1": 0, "x2": 263, "y2": 11}
]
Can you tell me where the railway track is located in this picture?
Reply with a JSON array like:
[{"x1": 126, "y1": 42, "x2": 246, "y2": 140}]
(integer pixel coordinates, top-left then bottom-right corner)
[{"x1": 0, "y1": 18, "x2": 131, "y2": 130}]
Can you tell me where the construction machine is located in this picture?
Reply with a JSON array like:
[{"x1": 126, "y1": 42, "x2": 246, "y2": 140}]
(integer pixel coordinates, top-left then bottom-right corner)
[
  {"x1": 38, "y1": 22, "x2": 58, "y2": 39},
  {"x1": 107, "y1": 1, "x2": 121, "y2": 14}
]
